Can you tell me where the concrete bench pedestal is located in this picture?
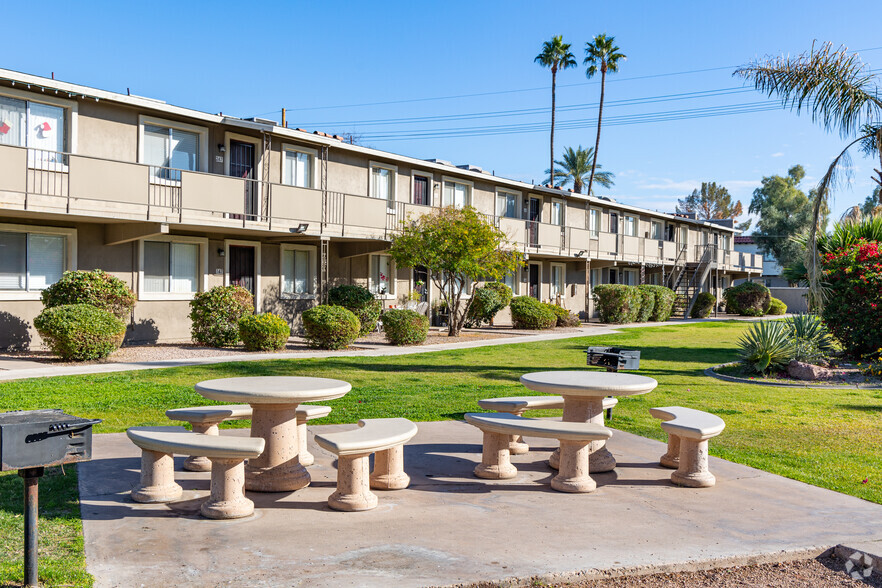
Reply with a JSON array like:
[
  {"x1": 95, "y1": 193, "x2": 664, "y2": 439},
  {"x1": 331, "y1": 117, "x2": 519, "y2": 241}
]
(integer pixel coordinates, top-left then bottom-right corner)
[{"x1": 650, "y1": 406, "x2": 726, "y2": 489}]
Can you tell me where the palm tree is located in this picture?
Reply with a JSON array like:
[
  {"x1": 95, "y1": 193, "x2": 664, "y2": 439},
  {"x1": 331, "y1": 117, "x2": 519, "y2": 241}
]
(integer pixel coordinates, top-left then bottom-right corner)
[
  {"x1": 543, "y1": 146, "x2": 615, "y2": 194},
  {"x1": 583, "y1": 34, "x2": 626, "y2": 198},
  {"x1": 736, "y1": 42, "x2": 882, "y2": 306},
  {"x1": 535, "y1": 36, "x2": 577, "y2": 187}
]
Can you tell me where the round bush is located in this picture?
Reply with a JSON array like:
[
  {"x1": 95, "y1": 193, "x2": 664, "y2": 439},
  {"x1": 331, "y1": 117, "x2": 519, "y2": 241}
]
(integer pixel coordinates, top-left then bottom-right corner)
[
  {"x1": 328, "y1": 284, "x2": 381, "y2": 336},
  {"x1": 635, "y1": 286, "x2": 656, "y2": 322},
  {"x1": 593, "y1": 284, "x2": 642, "y2": 324},
  {"x1": 381, "y1": 309, "x2": 430, "y2": 345},
  {"x1": 690, "y1": 292, "x2": 716, "y2": 318},
  {"x1": 189, "y1": 286, "x2": 254, "y2": 347},
  {"x1": 767, "y1": 297, "x2": 787, "y2": 316},
  {"x1": 302, "y1": 305, "x2": 360, "y2": 349},
  {"x1": 723, "y1": 282, "x2": 771, "y2": 317},
  {"x1": 239, "y1": 313, "x2": 290, "y2": 351},
  {"x1": 641, "y1": 285, "x2": 676, "y2": 322},
  {"x1": 34, "y1": 304, "x2": 126, "y2": 361},
  {"x1": 41, "y1": 269, "x2": 135, "y2": 319},
  {"x1": 544, "y1": 303, "x2": 580, "y2": 327},
  {"x1": 465, "y1": 281, "x2": 512, "y2": 327},
  {"x1": 509, "y1": 296, "x2": 556, "y2": 329}
]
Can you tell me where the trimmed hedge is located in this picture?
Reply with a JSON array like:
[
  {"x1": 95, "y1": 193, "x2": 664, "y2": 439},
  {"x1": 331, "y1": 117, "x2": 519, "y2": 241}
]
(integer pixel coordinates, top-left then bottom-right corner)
[
  {"x1": 41, "y1": 269, "x2": 135, "y2": 319},
  {"x1": 767, "y1": 297, "x2": 787, "y2": 316},
  {"x1": 544, "y1": 303, "x2": 580, "y2": 327},
  {"x1": 328, "y1": 284, "x2": 381, "y2": 336},
  {"x1": 641, "y1": 285, "x2": 676, "y2": 322},
  {"x1": 723, "y1": 282, "x2": 770, "y2": 317},
  {"x1": 34, "y1": 304, "x2": 126, "y2": 361},
  {"x1": 239, "y1": 313, "x2": 290, "y2": 351},
  {"x1": 189, "y1": 286, "x2": 254, "y2": 347},
  {"x1": 302, "y1": 305, "x2": 360, "y2": 349},
  {"x1": 510, "y1": 296, "x2": 556, "y2": 329},
  {"x1": 593, "y1": 284, "x2": 642, "y2": 324},
  {"x1": 634, "y1": 286, "x2": 656, "y2": 322},
  {"x1": 381, "y1": 309, "x2": 430, "y2": 345},
  {"x1": 690, "y1": 292, "x2": 716, "y2": 318}
]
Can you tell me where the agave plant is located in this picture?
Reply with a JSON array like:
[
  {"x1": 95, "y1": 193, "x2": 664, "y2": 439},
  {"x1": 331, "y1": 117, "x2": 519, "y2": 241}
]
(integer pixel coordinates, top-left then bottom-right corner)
[
  {"x1": 738, "y1": 320, "x2": 794, "y2": 374},
  {"x1": 785, "y1": 314, "x2": 835, "y2": 363}
]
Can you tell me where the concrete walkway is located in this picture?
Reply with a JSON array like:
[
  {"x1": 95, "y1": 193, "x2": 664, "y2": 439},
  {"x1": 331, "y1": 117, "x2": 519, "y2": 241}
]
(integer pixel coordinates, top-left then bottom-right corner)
[
  {"x1": 80, "y1": 420, "x2": 882, "y2": 587},
  {"x1": 0, "y1": 317, "x2": 763, "y2": 382}
]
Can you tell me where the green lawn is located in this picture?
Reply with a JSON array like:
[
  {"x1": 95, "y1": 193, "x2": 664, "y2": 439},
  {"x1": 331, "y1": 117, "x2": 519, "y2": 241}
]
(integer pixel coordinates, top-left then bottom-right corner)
[{"x1": 1, "y1": 320, "x2": 881, "y2": 586}]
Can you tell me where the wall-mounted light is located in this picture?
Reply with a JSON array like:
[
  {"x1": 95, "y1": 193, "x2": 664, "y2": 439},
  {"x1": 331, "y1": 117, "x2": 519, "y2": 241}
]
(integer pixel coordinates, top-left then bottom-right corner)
[
  {"x1": 290, "y1": 223, "x2": 309, "y2": 234},
  {"x1": 217, "y1": 248, "x2": 225, "y2": 257},
  {"x1": 575, "y1": 250, "x2": 586, "y2": 257},
  {"x1": 217, "y1": 144, "x2": 226, "y2": 153}
]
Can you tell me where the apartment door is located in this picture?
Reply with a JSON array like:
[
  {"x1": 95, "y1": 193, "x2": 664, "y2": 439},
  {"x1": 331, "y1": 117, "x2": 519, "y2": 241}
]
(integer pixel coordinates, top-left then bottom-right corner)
[
  {"x1": 413, "y1": 266, "x2": 428, "y2": 302},
  {"x1": 230, "y1": 140, "x2": 257, "y2": 218},
  {"x1": 528, "y1": 263, "x2": 541, "y2": 299},
  {"x1": 413, "y1": 176, "x2": 430, "y2": 206},
  {"x1": 527, "y1": 197, "x2": 541, "y2": 246},
  {"x1": 229, "y1": 245, "x2": 256, "y2": 301},
  {"x1": 609, "y1": 212, "x2": 619, "y2": 254}
]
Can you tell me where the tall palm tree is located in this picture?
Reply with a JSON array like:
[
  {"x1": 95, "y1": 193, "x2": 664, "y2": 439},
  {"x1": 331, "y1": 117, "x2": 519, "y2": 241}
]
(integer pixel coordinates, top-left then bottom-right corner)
[
  {"x1": 736, "y1": 42, "x2": 882, "y2": 306},
  {"x1": 584, "y1": 34, "x2": 626, "y2": 198},
  {"x1": 535, "y1": 36, "x2": 577, "y2": 187},
  {"x1": 543, "y1": 146, "x2": 615, "y2": 194}
]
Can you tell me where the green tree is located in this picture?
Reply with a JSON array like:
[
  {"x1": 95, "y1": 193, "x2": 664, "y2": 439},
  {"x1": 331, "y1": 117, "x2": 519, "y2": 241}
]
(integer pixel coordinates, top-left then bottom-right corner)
[
  {"x1": 389, "y1": 206, "x2": 523, "y2": 336},
  {"x1": 543, "y1": 146, "x2": 614, "y2": 194},
  {"x1": 535, "y1": 36, "x2": 577, "y2": 187},
  {"x1": 749, "y1": 165, "x2": 828, "y2": 269},
  {"x1": 736, "y1": 42, "x2": 882, "y2": 304},
  {"x1": 861, "y1": 186, "x2": 881, "y2": 217},
  {"x1": 676, "y1": 182, "x2": 743, "y2": 220},
  {"x1": 584, "y1": 33, "x2": 626, "y2": 198}
]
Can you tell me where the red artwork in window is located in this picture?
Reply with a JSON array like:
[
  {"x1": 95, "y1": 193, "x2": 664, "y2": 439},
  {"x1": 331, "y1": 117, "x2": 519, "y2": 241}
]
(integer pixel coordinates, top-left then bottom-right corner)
[{"x1": 0, "y1": 121, "x2": 9, "y2": 135}]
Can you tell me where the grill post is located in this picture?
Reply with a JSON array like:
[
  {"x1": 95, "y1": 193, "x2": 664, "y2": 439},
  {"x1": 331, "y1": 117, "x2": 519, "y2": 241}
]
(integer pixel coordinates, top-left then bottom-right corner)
[{"x1": 20, "y1": 466, "x2": 44, "y2": 587}]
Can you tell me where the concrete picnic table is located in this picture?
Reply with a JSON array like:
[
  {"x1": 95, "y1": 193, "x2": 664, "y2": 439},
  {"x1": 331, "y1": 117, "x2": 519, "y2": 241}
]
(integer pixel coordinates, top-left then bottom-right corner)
[
  {"x1": 519, "y1": 371, "x2": 657, "y2": 473},
  {"x1": 194, "y1": 376, "x2": 351, "y2": 492}
]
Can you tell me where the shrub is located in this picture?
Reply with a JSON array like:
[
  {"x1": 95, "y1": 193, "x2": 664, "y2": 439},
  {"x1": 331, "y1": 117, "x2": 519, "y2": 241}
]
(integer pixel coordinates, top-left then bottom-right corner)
[
  {"x1": 592, "y1": 284, "x2": 642, "y2": 324},
  {"x1": 690, "y1": 292, "x2": 716, "y2": 318},
  {"x1": 544, "y1": 303, "x2": 580, "y2": 327},
  {"x1": 189, "y1": 286, "x2": 254, "y2": 347},
  {"x1": 34, "y1": 304, "x2": 126, "y2": 361},
  {"x1": 767, "y1": 297, "x2": 787, "y2": 315},
  {"x1": 821, "y1": 239, "x2": 882, "y2": 356},
  {"x1": 509, "y1": 296, "x2": 556, "y2": 329},
  {"x1": 41, "y1": 269, "x2": 135, "y2": 319},
  {"x1": 723, "y1": 282, "x2": 771, "y2": 317},
  {"x1": 737, "y1": 320, "x2": 794, "y2": 374},
  {"x1": 328, "y1": 284, "x2": 381, "y2": 336},
  {"x1": 381, "y1": 309, "x2": 430, "y2": 345},
  {"x1": 238, "y1": 313, "x2": 290, "y2": 351},
  {"x1": 465, "y1": 282, "x2": 512, "y2": 327},
  {"x1": 641, "y1": 285, "x2": 676, "y2": 322},
  {"x1": 785, "y1": 314, "x2": 835, "y2": 362},
  {"x1": 635, "y1": 286, "x2": 656, "y2": 322},
  {"x1": 302, "y1": 305, "x2": 360, "y2": 349}
]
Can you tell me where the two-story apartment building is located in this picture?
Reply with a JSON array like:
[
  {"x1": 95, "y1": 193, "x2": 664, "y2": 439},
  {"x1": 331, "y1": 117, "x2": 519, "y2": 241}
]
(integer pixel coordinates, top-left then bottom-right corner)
[{"x1": 0, "y1": 68, "x2": 762, "y2": 348}]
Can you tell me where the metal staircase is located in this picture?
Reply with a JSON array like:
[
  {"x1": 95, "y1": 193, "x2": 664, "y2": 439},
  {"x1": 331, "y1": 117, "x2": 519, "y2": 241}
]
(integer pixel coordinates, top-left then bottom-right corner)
[{"x1": 668, "y1": 244, "x2": 716, "y2": 318}]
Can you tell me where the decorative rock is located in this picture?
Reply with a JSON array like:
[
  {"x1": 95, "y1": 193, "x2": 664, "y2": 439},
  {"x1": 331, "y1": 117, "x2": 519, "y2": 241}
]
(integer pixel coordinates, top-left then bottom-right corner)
[{"x1": 787, "y1": 360, "x2": 834, "y2": 381}]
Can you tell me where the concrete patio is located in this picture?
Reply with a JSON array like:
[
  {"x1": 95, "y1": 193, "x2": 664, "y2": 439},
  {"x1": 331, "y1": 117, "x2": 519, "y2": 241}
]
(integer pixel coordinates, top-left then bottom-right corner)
[{"x1": 79, "y1": 419, "x2": 882, "y2": 587}]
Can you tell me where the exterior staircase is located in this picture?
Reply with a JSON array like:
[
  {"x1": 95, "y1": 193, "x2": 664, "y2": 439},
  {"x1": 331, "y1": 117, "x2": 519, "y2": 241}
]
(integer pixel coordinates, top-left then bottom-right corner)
[{"x1": 666, "y1": 244, "x2": 716, "y2": 318}]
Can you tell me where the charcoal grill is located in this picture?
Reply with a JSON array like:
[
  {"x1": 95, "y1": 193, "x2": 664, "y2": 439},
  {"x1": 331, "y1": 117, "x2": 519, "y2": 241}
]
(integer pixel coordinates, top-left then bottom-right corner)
[
  {"x1": 585, "y1": 347, "x2": 641, "y2": 419},
  {"x1": 0, "y1": 409, "x2": 101, "y2": 587}
]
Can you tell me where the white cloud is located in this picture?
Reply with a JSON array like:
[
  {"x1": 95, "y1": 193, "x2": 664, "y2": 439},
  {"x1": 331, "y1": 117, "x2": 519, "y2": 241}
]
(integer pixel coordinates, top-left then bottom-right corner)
[
  {"x1": 637, "y1": 178, "x2": 701, "y2": 191},
  {"x1": 771, "y1": 152, "x2": 784, "y2": 157},
  {"x1": 722, "y1": 180, "x2": 762, "y2": 190}
]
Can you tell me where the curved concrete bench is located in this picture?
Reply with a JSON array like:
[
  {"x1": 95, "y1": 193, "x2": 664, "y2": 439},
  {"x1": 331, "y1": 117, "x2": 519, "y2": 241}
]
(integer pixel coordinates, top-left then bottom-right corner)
[
  {"x1": 314, "y1": 418, "x2": 418, "y2": 512},
  {"x1": 650, "y1": 406, "x2": 726, "y2": 488},
  {"x1": 126, "y1": 426, "x2": 265, "y2": 519},
  {"x1": 464, "y1": 413, "x2": 612, "y2": 493},
  {"x1": 477, "y1": 396, "x2": 617, "y2": 454},
  {"x1": 166, "y1": 404, "x2": 331, "y2": 470}
]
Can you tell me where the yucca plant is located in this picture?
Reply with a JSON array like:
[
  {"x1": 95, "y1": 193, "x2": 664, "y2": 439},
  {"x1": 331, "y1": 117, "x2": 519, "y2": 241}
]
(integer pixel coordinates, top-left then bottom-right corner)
[{"x1": 738, "y1": 320, "x2": 794, "y2": 374}]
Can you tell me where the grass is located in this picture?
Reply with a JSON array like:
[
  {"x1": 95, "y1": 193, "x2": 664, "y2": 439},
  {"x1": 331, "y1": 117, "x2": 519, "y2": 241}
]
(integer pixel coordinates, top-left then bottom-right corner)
[{"x1": 1, "y1": 320, "x2": 881, "y2": 586}]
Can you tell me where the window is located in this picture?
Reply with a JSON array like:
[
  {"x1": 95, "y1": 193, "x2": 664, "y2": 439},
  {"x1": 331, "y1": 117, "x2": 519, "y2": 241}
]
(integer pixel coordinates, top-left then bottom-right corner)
[
  {"x1": 551, "y1": 200, "x2": 564, "y2": 226},
  {"x1": 650, "y1": 221, "x2": 662, "y2": 240},
  {"x1": 283, "y1": 147, "x2": 314, "y2": 188},
  {"x1": 0, "y1": 96, "x2": 66, "y2": 154},
  {"x1": 442, "y1": 179, "x2": 470, "y2": 208},
  {"x1": 589, "y1": 209, "x2": 600, "y2": 237},
  {"x1": 624, "y1": 216, "x2": 637, "y2": 237},
  {"x1": 589, "y1": 268, "x2": 601, "y2": 293},
  {"x1": 501, "y1": 271, "x2": 517, "y2": 294},
  {"x1": 679, "y1": 226, "x2": 688, "y2": 244},
  {"x1": 550, "y1": 264, "x2": 565, "y2": 298},
  {"x1": 370, "y1": 163, "x2": 397, "y2": 209},
  {"x1": 0, "y1": 230, "x2": 66, "y2": 292},
  {"x1": 143, "y1": 124, "x2": 199, "y2": 177},
  {"x1": 648, "y1": 273, "x2": 661, "y2": 286},
  {"x1": 622, "y1": 269, "x2": 639, "y2": 286},
  {"x1": 370, "y1": 254, "x2": 395, "y2": 296},
  {"x1": 496, "y1": 190, "x2": 521, "y2": 219},
  {"x1": 142, "y1": 240, "x2": 200, "y2": 294},
  {"x1": 281, "y1": 245, "x2": 316, "y2": 297},
  {"x1": 721, "y1": 234, "x2": 731, "y2": 250}
]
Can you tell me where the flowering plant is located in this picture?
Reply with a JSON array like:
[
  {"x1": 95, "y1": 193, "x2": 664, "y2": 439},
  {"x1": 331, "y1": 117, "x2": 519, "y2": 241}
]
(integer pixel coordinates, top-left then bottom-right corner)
[{"x1": 822, "y1": 238, "x2": 882, "y2": 357}]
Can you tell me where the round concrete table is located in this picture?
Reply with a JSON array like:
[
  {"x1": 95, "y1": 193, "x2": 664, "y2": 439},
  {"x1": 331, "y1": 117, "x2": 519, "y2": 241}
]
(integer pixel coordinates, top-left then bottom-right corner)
[
  {"x1": 195, "y1": 376, "x2": 351, "y2": 492},
  {"x1": 519, "y1": 371, "x2": 657, "y2": 473}
]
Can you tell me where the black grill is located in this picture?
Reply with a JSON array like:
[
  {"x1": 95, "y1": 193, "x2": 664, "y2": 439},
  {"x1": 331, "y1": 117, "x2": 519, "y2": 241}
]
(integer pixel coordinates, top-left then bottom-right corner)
[{"x1": 585, "y1": 346, "x2": 641, "y2": 372}]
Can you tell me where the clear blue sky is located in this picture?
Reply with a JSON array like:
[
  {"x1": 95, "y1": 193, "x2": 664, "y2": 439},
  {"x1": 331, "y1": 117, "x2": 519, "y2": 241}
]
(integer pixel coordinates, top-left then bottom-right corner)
[{"x1": 3, "y1": 0, "x2": 880, "y2": 225}]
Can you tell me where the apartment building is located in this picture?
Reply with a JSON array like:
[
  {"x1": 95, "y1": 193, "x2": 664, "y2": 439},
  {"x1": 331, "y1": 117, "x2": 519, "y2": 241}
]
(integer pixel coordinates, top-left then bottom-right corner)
[{"x1": 0, "y1": 69, "x2": 762, "y2": 348}]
